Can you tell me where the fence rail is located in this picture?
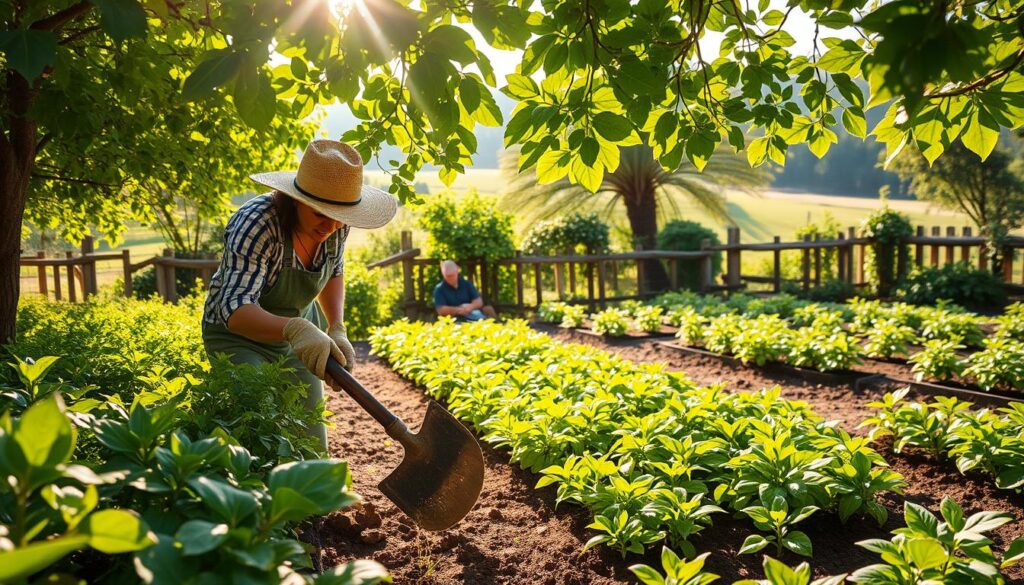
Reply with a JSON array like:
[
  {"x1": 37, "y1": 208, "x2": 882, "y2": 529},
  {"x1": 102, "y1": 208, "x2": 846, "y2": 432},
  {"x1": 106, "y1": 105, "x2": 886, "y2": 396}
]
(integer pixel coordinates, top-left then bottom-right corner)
[{"x1": 19, "y1": 225, "x2": 1024, "y2": 311}]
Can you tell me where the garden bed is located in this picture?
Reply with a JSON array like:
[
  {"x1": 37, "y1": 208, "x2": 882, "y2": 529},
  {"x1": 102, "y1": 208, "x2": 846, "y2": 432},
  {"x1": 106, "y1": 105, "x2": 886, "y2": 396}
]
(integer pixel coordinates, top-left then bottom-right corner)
[
  {"x1": 573, "y1": 319, "x2": 678, "y2": 340},
  {"x1": 325, "y1": 337, "x2": 1024, "y2": 583}
]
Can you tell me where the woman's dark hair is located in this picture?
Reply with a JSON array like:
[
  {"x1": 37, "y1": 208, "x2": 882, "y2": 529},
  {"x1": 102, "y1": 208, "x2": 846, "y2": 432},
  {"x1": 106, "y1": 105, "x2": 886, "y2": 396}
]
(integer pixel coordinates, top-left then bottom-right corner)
[{"x1": 271, "y1": 191, "x2": 297, "y2": 236}]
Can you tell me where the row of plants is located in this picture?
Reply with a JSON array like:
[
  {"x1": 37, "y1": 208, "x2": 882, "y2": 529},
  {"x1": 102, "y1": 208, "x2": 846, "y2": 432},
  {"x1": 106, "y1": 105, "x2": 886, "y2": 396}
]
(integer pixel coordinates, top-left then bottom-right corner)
[
  {"x1": 371, "y1": 319, "x2": 907, "y2": 560},
  {"x1": 1, "y1": 296, "x2": 388, "y2": 584},
  {"x1": 862, "y1": 388, "x2": 1024, "y2": 492},
  {"x1": 631, "y1": 498, "x2": 1024, "y2": 585},
  {"x1": 537, "y1": 301, "x2": 667, "y2": 335}
]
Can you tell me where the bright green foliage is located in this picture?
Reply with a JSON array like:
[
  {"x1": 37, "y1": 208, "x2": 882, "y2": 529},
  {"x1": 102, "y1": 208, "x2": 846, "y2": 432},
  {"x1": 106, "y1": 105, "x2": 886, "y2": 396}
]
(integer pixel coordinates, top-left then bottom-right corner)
[
  {"x1": 739, "y1": 496, "x2": 817, "y2": 558},
  {"x1": 0, "y1": 357, "x2": 380, "y2": 584},
  {"x1": 703, "y1": 314, "x2": 745, "y2": 355},
  {"x1": 850, "y1": 499, "x2": 1022, "y2": 585},
  {"x1": 963, "y1": 337, "x2": 1024, "y2": 391},
  {"x1": 372, "y1": 319, "x2": 904, "y2": 560},
  {"x1": 901, "y1": 263, "x2": 1008, "y2": 308},
  {"x1": 742, "y1": 294, "x2": 808, "y2": 320},
  {"x1": 417, "y1": 192, "x2": 516, "y2": 262},
  {"x1": 919, "y1": 311, "x2": 986, "y2": 348},
  {"x1": 735, "y1": 556, "x2": 846, "y2": 585},
  {"x1": 789, "y1": 323, "x2": 863, "y2": 372},
  {"x1": 732, "y1": 315, "x2": 793, "y2": 367},
  {"x1": 863, "y1": 319, "x2": 918, "y2": 359},
  {"x1": 673, "y1": 308, "x2": 708, "y2": 347},
  {"x1": 630, "y1": 549, "x2": 719, "y2": 585},
  {"x1": 537, "y1": 301, "x2": 569, "y2": 324},
  {"x1": 860, "y1": 209, "x2": 913, "y2": 297},
  {"x1": 657, "y1": 221, "x2": 723, "y2": 290},
  {"x1": 634, "y1": 305, "x2": 666, "y2": 333},
  {"x1": 591, "y1": 308, "x2": 630, "y2": 336},
  {"x1": 908, "y1": 338, "x2": 966, "y2": 383},
  {"x1": 342, "y1": 262, "x2": 402, "y2": 341},
  {"x1": 863, "y1": 389, "x2": 1024, "y2": 491},
  {"x1": 560, "y1": 304, "x2": 587, "y2": 328},
  {"x1": 522, "y1": 213, "x2": 610, "y2": 255}
]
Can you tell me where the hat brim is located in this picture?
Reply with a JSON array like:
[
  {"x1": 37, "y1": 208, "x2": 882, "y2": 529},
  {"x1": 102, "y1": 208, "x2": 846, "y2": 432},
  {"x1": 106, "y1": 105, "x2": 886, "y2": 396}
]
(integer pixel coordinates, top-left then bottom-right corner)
[{"x1": 249, "y1": 171, "x2": 398, "y2": 229}]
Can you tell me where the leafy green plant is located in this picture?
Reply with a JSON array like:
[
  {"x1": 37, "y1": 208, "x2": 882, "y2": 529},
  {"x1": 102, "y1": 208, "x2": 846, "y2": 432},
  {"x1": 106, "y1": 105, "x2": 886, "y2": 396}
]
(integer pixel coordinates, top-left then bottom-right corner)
[
  {"x1": 963, "y1": 337, "x2": 1024, "y2": 391},
  {"x1": 732, "y1": 315, "x2": 792, "y2": 367},
  {"x1": 583, "y1": 509, "x2": 664, "y2": 557},
  {"x1": 657, "y1": 220, "x2": 723, "y2": 290},
  {"x1": 900, "y1": 262, "x2": 1007, "y2": 309},
  {"x1": 537, "y1": 301, "x2": 568, "y2": 324},
  {"x1": 641, "y1": 487, "x2": 724, "y2": 557},
  {"x1": 919, "y1": 311, "x2": 985, "y2": 348},
  {"x1": 673, "y1": 308, "x2": 708, "y2": 347},
  {"x1": 739, "y1": 496, "x2": 818, "y2": 558},
  {"x1": 850, "y1": 498, "x2": 1024, "y2": 584},
  {"x1": 863, "y1": 319, "x2": 918, "y2": 359},
  {"x1": 789, "y1": 324, "x2": 863, "y2": 372},
  {"x1": 592, "y1": 308, "x2": 630, "y2": 337},
  {"x1": 704, "y1": 314, "x2": 745, "y2": 355},
  {"x1": 860, "y1": 208, "x2": 912, "y2": 297},
  {"x1": 908, "y1": 338, "x2": 965, "y2": 382},
  {"x1": 560, "y1": 304, "x2": 587, "y2": 328},
  {"x1": 736, "y1": 557, "x2": 846, "y2": 585},
  {"x1": 630, "y1": 549, "x2": 719, "y2": 585},
  {"x1": 635, "y1": 306, "x2": 666, "y2": 333},
  {"x1": 522, "y1": 212, "x2": 610, "y2": 255}
]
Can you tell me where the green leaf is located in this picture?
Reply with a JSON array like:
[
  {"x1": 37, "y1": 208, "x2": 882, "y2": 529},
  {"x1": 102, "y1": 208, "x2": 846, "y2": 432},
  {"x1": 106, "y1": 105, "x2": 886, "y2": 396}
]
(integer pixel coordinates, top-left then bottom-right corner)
[
  {"x1": 459, "y1": 77, "x2": 481, "y2": 114},
  {"x1": 92, "y1": 0, "x2": 149, "y2": 42},
  {"x1": 739, "y1": 533, "x2": 769, "y2": 554},
  {"x1": 175, "y1": 519, "x2": 229, "y2": 556},
  {"x1": 960, "y1": 106, "x2": 1000, "y2": 160},
  {"x1": 183, "y1": 49, "x2": 244, "y2": 101},
  {"x1": 903, "y1": 501, "x2": 939, "y2": 537},
  {"x1": 940, "y1": 497, "x2": 964, "y2": 532},
  {"x1": 134, "y1": 535, "x2": 198, "y2": 585},
  {"x1": 315, "y1": 559, "x2": 392, "y2": 585},
  {"x1": 187, "y1": 477, "x2": 259, "y2": 526},
  {"x1": 234, "y1": 67, "x2": 277, "y2": 130},
  {"x1": 0, "y1": 29, "x2": 57, "y2": 81},
  {"x1": 1002, "y1": 538, "x2": 1024, "y2": 569},
  {"x1": 905, "y1": 538, "x2": 947, "y2": 570},
  {"x1": 962, "y1": 510, "x2": 1013, "y2": 534},
  {"x1": 629, "y1": 564, "x2": 666, "y2": 585},
  {"x1": 762, "y1": 557, "x2": 802, "y2": 584},
  {"x1": 816, "y1": 40, "x2": 865, "y2": 74},
  {"x1": 0, "y1": 534, "x2": 90, "y2": 582},
  {"x1": 81, "y1": 509, "x2": 155, "y2": 553},
  {"x1": 783, "y1": 531, "x2": 813, "y2": 557},
  {"x1": 580, "y1": 136, "x2": 600, "y2": 167},
  {"x1": 504, "y1": 73, "x2": 540, "y2": 100},
  {"x1": 843, "y1": 108, "x2": 867, "y2": 139},
  {"x1": 592, "y1": 112, "x2": 633, "y2": 142},
  {"x1": 15, "y1": 395, "x2": 76, "y2": 469},
  {"x1": 268, "y1": 459, "x2": 358, "y2": 517}
]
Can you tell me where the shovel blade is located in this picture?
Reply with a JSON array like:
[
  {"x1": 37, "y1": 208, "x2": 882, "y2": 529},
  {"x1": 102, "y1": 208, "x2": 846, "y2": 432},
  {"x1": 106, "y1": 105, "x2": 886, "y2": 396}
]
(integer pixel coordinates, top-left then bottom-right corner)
[{"x1": 379, "y1": 401, "x2": 484, "y2": 531}]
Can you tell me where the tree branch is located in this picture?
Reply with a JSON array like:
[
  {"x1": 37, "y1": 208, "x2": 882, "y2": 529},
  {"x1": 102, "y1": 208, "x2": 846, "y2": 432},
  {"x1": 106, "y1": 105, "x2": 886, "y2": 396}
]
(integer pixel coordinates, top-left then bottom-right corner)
[
  {"x1": 60, "y1": 25, "x2": 102, "y2": 45},
  {"x1": 927, "y1": 49, "x2": 1024, "y2": 99},
  {"x1": 30, "y1": 1, "x2": 93, "y2": 32},
  {"x1": 31, "y1": 172, "x2": 117, "y2": 188}
]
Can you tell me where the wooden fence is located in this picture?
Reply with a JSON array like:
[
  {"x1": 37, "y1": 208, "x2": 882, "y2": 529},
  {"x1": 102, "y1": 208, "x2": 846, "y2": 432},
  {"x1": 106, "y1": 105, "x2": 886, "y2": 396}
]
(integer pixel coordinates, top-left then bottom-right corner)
[{"x1": 19, "y1": 226, "x2": 1024, "y2": 311}]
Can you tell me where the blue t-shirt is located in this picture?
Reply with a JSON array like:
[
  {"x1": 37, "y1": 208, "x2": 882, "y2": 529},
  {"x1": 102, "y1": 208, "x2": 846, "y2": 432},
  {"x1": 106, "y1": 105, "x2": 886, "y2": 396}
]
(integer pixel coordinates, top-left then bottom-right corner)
[{"x1": 433, "y1": 276, "x2": 480, "y2": 308}]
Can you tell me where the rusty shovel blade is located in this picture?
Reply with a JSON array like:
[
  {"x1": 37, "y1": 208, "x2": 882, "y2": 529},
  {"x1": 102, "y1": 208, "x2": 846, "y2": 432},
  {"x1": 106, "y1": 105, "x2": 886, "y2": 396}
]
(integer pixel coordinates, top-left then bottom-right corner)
[{"x1": 325, "y1": 357, "x2": 484, "y2": 531}]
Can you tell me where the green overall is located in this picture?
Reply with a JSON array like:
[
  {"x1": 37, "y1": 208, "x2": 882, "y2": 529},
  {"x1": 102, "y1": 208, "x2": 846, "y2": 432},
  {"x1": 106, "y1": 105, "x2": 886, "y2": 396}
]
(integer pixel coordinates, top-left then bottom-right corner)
[{"x1": 202, "y1": 231, "x2": 340, "y2": 453}]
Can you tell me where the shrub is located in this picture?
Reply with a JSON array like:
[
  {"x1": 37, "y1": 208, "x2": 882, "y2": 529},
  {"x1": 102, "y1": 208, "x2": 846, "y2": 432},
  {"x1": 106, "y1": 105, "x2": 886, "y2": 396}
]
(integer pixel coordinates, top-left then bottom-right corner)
[
  {"x1": 560, "y1": 304, "x2": 587, "y2": 328},
  {"x1": 863, "y1": 319, "x2": 918, "y2": 359},
  {"x1": 963, "y1": 337, "x2": 1024, "y2": 391},
  {"x1": 732, "y1": 315, "x2": 793, "y2": 366},
  {"x1": 417, "y1": 192, "x2": 516, "y2": 262},
  {"x1": 900, "y1": 262, "x2": 1007, "y2": 309},
  {"x1": 537, "y1": 301, "x2": 568, "y2": 324},
  {"x1": 790, "y1": 324, "x2": 863, "y2": 371},
  {"x1": 521, "y1": 213, "x2": 610, "y2": 254},
  {"x1": 673, "y1": 308, "x2": 707, "y2": 347},
  {"x1": 908, "y1": 338, "x2": 965, "y2": 382},
  {"x1": 633, "y1": 305, "x2": 665, "y2": 333},
  {"x1": 861, "y1": 208, "x2": 912, "y2": 296},
  {"x1": 919, "y1": 311, "x2": 985, "y2": 347},
  {"x1": 656, "y1": 220, "x2": 721, "y2": 290},
  {"x1": 591, "y1": 308, "x2": 629, "y2": 336},
  {"x1": 343, "y1": 262, "x2": 402, "y2": 340},
  {"x1": 704, "y1": 314, "x2": 744, "y2": 355}
]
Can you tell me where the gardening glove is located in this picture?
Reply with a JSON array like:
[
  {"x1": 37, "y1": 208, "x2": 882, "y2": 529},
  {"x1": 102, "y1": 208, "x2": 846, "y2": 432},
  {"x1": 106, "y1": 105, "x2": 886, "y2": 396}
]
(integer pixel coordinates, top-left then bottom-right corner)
[
  {"x1": 328, "y1": 322, "x2": 356, "y2": 372},
  {"x1": 282, "y1": 317, "x2": 346, "y2": 379}
]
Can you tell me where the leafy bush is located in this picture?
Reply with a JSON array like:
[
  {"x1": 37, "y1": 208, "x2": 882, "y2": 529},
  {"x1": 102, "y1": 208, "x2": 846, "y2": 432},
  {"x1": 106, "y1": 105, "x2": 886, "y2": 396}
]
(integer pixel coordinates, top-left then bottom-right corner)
[
  {"x1": 863, "y1": 319, "x2": 918, "y2": 359},
  {"x1": 732, "y1": 315, "x2": 792, "y2": 366},
  {"x1": 417, "y1": 192, "x2": 516, "y2": 262},
  {"x1": 560, "y1": 304, "x2": 587, "y2": 328},
  {"x1": 537, "y1": 301, "x2": 568, "y2": 324},
  {"x1": 742, "y1": 294, "x2": 807, "y2": 319},
  {"x1": 521, "y1": 213, "x2": 610, "y2": 254},
  {"x1": 704, "y1": 314, "x2": 744, "y2": 355},
  {"x1": 633, "y1": 305, "x2": 665, "y2": 333},
  {"x1": 790, "y1": 324, "x2": 863, "y2": 372},
  {"x1": 963, "y1": 337, "x2": 1024, "y2": 391},
  {"x1": 908, "y1": 338, "x2": 965, "y2": 382},
  {"x1": 900, "y1": 262, "x2": 1007, "y2": 309},
  {"x1": 673, "y1": 308, "x2": 707, "y2": 347},
  {"x1": 919, "y1": 311, "x2": 985, "y2": 347},
  {"x1": 591, "y1": 308, "x2": 629, "y2": 336},
  {"x1": 860, "y1": 208, "x2": 912, "y2": 296},
  {"x1": 656, "y1": 220, "x2": 722, "y2": 290},
  {"x1": 343, "y1": 262, "x2": 402, "y2": 340}
]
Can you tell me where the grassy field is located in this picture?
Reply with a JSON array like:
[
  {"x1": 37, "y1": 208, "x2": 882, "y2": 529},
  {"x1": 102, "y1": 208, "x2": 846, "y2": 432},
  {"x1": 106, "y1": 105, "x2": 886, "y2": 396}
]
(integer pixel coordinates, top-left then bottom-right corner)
[{"x1": 21, "y1": 169, "x2": 982, "y2": 295}]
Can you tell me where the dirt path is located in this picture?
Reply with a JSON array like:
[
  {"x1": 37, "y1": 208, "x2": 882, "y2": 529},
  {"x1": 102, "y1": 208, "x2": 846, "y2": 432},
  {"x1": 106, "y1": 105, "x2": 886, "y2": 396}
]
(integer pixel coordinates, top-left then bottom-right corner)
[{"x1": 324, "y1": 336, "x2": 1024, "y2": 583}]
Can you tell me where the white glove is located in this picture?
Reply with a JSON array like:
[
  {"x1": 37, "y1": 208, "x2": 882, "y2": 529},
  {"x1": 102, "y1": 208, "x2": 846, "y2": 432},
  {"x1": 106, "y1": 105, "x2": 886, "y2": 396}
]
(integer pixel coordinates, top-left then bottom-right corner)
[
  {"x1": 328, "y1": 322, "x2": 356, "y2": 372},
  {"x1": 282, "y1": 318, "x2": 346, "y2": 378}
]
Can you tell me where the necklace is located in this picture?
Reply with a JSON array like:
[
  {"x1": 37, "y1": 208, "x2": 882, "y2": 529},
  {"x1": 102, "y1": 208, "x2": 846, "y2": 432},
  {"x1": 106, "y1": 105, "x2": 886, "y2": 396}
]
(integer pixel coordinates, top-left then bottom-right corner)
[{"x1": 294, "y1": 232, "x2": 314, "y2": 268}]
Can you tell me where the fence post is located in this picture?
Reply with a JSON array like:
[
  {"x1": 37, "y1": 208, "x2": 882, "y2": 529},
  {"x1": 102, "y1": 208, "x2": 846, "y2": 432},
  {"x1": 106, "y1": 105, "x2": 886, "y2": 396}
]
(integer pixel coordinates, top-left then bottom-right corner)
[
  {"x1": 121, "y1": 249, "x2": 133, "y2": 298},
  {"x1": 772, "y1": 236, "x2": 781, "y2": 292},
  {"x1": 534, "y1": 263, "x2": 542, "y2": 307},
  {"x1": 165, "y1": 248, "x2": 178, "y2": 303},
  {"x1": 699, "y1": 238, "x2": 713, "y2": 292},
  {"x1": 586, "y1": 260, "x2": 595, "y2": 310},
  {"x1": 837, "y1": 232, "x2": 847, "y2": 282},
  {"x1": 65, "y1": 251, "x2": 77, "y2": 303},
  {"x1": 635, "y1": 242, "x2": 645, "y2": 298},
  {"x1": 80, "y1": 235, "x2": 97, "y2": 297},
  {"x1": 847, "y1": 227, "x2": 856, "y2": 284},
  {"x1": 945, "y1": 226, "x2": 956, "y2": 266},
  {"x1": 514, "y1": 251, "x2": 524, "y2": 310},
  {"x1": 1002, "y1": 245, "x2": 1013, "y2": 282},
  {"x1": 53, "y1": 262, "x2": 62, "y2": 301},
  {"x1": 801, "y1": 234, "x2": 811, "y2": 291},
  {"x1": 961, "y1": 227, "x2": 973, "y2": 264},
  {"x1": 399, "y1": 231, "x2": 415, "y2": 316},
  {"x1": 915, "y1": 226, "x2": 924, "y2": 267},
  {"x1": 36, "y1": 251, "x2": 47, "y2": 297},
  {"x1": 554, "y1": 252, "x2": 565, "y2": 300},
  {"x1": 597, "y1": 260, "x2": 607, "y2": 307},
  {"x1": 930, "y1": 226, "x2": 940, "y2": 266},
  {"x1": 725, "y1": 226, "x2": 741, "y2": 289}
]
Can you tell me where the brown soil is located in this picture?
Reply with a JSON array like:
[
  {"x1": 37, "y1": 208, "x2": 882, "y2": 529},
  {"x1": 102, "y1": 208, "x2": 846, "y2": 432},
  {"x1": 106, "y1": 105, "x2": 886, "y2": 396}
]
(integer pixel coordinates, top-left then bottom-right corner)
[{"x1": 323, "y1": 335, "x2": 1024, "y2": 584}]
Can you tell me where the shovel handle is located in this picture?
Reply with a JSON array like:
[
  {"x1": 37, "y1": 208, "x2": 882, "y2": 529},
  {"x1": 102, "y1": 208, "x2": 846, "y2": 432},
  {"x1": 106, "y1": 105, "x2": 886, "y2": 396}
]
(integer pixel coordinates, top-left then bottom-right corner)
[{"x1": 325, "y1": 356, "x2": 400, "y2": 431}]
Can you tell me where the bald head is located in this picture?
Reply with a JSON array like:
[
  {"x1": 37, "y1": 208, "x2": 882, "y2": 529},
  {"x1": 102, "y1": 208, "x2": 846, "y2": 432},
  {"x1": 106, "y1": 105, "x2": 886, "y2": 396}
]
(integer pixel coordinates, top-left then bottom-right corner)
[{"x1": 441, "y1": 260, "x2": 460, "y2": 287}]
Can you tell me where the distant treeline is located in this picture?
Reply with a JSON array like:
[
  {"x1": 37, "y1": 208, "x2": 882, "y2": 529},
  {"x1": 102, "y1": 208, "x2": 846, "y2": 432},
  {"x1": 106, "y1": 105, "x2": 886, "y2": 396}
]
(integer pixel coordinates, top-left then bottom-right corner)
[{"x1": 770, "y1": 132, "x2": 904, "y2": 198}]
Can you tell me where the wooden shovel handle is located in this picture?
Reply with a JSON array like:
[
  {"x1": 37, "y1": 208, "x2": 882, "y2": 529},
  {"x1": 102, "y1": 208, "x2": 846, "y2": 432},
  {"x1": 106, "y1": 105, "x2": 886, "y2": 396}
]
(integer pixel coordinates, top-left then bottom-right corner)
[{"x1": 325, "y1": 356, "x2": 401, "y2": 430}]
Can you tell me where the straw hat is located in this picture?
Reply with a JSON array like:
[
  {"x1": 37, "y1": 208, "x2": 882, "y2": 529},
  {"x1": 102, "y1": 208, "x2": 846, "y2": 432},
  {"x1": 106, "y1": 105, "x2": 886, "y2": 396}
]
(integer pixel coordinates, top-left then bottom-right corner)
[{"x1": 250, "y1": 139, "x2": 398, "y2": 229}]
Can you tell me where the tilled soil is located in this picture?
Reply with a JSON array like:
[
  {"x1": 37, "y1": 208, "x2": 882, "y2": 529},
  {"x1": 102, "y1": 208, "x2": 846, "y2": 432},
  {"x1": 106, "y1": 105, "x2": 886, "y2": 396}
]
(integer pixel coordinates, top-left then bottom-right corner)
[{"x1": 323, "y1": 333, "x2": 1024, "y2": 584}]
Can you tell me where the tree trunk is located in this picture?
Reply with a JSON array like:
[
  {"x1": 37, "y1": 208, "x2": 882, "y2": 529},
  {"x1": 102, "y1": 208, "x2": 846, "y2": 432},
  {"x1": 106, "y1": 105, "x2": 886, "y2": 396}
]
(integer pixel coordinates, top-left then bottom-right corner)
[
  {"x1": 623, "y1": 188, "x2": 670, "y2": 292},
  {"x1": 1, "y1": 71, "x2": 39, "y2": 344}
]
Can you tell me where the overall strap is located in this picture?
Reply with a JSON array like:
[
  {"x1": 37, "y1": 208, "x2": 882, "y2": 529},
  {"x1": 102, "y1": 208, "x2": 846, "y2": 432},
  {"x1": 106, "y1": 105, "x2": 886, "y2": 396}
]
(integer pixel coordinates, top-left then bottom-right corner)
[{"x1": 282, "y1": 227, "x2": 294, "y2": 269}]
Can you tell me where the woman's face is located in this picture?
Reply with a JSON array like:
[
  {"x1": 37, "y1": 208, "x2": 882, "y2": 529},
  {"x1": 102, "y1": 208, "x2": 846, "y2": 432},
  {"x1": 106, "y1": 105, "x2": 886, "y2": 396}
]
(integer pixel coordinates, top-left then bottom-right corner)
[{"x1": 295, "y1": 200, "x2": 344, "y2": 243}]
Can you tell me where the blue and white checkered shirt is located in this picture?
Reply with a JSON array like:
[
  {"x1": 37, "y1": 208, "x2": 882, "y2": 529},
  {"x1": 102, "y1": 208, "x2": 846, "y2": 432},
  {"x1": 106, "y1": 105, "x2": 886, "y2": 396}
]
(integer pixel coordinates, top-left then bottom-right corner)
[{"x1": 202, "y1": 194, "x2": 348, "y2": 325}]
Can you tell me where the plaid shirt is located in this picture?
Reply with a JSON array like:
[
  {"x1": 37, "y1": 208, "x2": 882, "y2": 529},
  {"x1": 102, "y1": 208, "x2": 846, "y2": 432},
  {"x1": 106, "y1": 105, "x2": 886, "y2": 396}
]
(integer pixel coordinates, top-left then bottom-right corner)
[{"x1": 202, "y1": 194, "x2": 348, "y2": 325}]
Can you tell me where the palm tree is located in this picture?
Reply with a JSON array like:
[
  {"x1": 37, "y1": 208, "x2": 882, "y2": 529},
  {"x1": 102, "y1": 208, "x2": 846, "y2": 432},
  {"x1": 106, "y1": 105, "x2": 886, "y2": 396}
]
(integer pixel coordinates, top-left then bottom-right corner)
[{"x1": 500, "y1": 142, "x2": 769, "y2": 290}]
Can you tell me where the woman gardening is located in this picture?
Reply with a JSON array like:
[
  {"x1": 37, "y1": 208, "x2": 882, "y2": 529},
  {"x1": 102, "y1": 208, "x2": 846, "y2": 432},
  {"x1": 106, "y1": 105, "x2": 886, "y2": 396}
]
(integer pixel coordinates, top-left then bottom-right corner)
[{"x1": 202, "y1": 139, "x2": 397, "y2": 452}]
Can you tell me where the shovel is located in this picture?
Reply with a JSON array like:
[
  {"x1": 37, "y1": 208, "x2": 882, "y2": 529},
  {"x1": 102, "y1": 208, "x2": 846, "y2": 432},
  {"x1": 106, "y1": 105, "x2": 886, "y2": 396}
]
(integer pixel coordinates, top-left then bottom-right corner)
[{"x1": 324, "y1": 356, "x2": 484, "y2": 531}]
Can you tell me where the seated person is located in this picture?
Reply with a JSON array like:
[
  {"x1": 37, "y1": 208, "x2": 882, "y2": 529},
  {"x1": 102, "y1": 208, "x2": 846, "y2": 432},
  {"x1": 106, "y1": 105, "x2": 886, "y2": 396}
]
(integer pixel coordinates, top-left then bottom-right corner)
[{"x1": 433, "y1": 260, "x2": 497, "y2": 321}]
